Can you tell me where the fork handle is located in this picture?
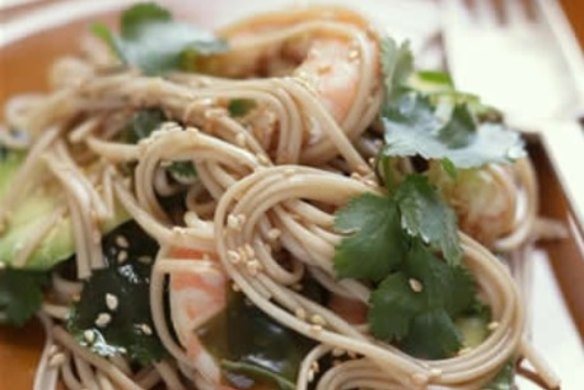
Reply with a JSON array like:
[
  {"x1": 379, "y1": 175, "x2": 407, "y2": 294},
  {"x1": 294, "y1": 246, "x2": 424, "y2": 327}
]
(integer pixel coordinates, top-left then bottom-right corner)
[{"x1": 540, "y1": 120, "x2": 584, "y2": 236}]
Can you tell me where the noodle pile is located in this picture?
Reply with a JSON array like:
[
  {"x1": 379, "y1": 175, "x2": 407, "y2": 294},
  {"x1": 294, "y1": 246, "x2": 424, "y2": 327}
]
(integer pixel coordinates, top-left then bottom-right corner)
[{"x1": 0, "y1": 5, "x2": 562, "y2": 390}]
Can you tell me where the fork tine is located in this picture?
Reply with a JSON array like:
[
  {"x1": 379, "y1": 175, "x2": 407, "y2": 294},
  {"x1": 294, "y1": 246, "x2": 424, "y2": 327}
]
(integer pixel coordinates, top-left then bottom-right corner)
[
  {"x1": 472, "y1": 0, "x2": 500, "y2": 27},
  {"x1": 501, "y1": 0, "x2": 531, "y2": 26}
]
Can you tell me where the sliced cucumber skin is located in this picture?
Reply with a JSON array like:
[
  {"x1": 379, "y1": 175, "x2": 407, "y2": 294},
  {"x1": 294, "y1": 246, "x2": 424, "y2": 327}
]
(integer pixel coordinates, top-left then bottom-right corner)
[{"x1": 0, "y1": 151, "x2": 127, "y2": 270}]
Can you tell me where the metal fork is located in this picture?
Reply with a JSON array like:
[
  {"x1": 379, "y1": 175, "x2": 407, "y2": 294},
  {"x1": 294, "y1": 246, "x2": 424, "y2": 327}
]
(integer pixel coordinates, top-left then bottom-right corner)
[{"x1": 442, "y1": 0, "x2": 584, "y2": 235}]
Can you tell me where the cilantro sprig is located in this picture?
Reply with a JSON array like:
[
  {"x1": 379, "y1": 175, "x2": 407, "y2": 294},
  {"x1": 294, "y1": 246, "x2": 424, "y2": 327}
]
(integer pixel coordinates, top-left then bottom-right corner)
[
  {"x1": 380, "y1": 38, "x2": 525, "y2": 169},
  {"x1": 0, "y1": 268, "x2": 49, "y2": 326},
  {"x1": 332, "y1": 36, "x2": 517, "y2": 359},
  {"x1": 369, "y1": 241, "x2": 475, "y2": 359},
  {"x1": 334, "y1": 179, "x2": 475, "y2": 358},
  {"x1": 92, "y1": 2, "x2": 228, "y2": 75}
]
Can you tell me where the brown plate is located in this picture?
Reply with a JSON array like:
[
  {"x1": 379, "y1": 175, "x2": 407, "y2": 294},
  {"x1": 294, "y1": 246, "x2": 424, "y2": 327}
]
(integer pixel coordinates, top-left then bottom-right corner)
[{"x1": 0, "y1": 1, "x2": 583, "y2": 389}]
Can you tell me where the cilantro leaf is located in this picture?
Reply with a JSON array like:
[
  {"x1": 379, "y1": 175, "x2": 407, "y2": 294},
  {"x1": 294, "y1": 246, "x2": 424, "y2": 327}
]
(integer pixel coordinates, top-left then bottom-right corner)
[
  {"x1": 368, "y1": 272, "x2": 425, "y2": 340},
  {"x1": 413, "y1": 70, "x2": 454, "y2": 89},
  {"x1": 438, "y1": 104, "x2": 476, "y2": 148},
  {"x1": 380, "y1": 37, "x2": 413, "y2": 109},
  {"x1": 167, "y1": 160, "x2": 197, "y2": 180},
  {"x1": 333, "y1": 194, "x2": 407, "y2": 281},
  {"x1": 121, "y1": 2, "x2": 170, "y2": 37},
  {"x1": 403, "y1": 242, "x2": 475, "y2": 316},
  {"x1": 441, "y1": 158, "x2": 458, "y2": 179},
  {"x1": 395, "y1": 175, "x2": 462, "y2": 265},
  {"x1": 68, "y1": 221, "x2": 166, "y2": 365},
  {"x1": 228, "y1": 99, "x2": 257, "y2": 117},
  {"x1": 380, "y1": 37, "x2": 525, "y2": 168},
  {"x1": 399, "y1": 309, "x2": 462, "y2": 359},
  {"x1": 0, "y1": 269, "x2": 49, "y2": 326},
  {"x1": 382, "y1": 104, "x2": 525, "y2": 168},
  {"x1": 123, "y1": 108, "x2": 166, "y2": 143},
  {"x1": 92, "y1": 2, "x2": 228, "y2": 75},
  {"x1": 368, "y1": 241, "x2": 475, "y2": 358}
]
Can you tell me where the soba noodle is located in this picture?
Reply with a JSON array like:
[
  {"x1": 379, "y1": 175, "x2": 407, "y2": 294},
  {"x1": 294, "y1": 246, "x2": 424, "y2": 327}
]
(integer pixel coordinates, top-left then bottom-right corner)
[{"x1": 0, "y1": 4, "x2": 562, "y2": 390}]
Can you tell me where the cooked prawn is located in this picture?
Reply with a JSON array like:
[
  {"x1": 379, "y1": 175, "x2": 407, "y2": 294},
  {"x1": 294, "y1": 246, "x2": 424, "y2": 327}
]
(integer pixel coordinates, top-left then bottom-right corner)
[
  {"x1": 428, "y1": 161, "x2": 517, "y2": 247},
  {"x1": 201, "y1": 6, "x2": 381, "y2": 164},
  {"x1": 167, "y1": 248, "x2": 234, "y2": 389}
]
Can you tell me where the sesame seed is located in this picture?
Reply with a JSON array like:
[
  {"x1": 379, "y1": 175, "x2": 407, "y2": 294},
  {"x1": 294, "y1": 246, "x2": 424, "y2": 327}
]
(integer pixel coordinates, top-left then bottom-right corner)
[
  {"x1": 350, "y1": 172, "x2": 362, "y2": 180},
  {"x1": 227, "y1": 214, "x2": 246, "y2": 231},
  {"x1": 117, "y1": 250, "x2": 128, "y2": 263},
  {"x1": 307, "y1": 369, "x2": 315, "y2": 382},
  {"x1": 227, "y1": 214, "x2": 242, "y2": 230},
  {"x1": 115, "y1": 235, "x2": 129, "y2": 249},
  {"x1": 232, "y1": 283, "x2": 240, "y2": 292},
  {"x1": 487, "y1": 321, "x2": 499, "y2": 331},
  {"x1": 348, "y1": 49, "x2": 359, "y2": 60},
  {"x1": 172, "y1": 227, "x2": 188, "y2": 235},
  {"x1": 48, "y1": 353, "x2": 66, "y2": 368},
  {"x1": 311, "y1": 314, "x2": 326, "y2": 327},
  {"x1": 294, "y1": 307, "x2": 307, "y2": 320},
  {"x1": 408, "y1": 278, "x2": 423, "y2": 293},
  {"x1": 246, "y1": 259, "x2": 262, "y2": 275},
  {"x1": 105, "y1": 294, "x2": 119, "y2": 311},
  {"x1": 283, "y1": 168, "x2": 296, "y2": 176},
  {"x1": 430, "y1": 368, "x2": 442, "y2": 377},
  {"x1": 84, "y1": 330, "x2": 96, "y2": 343},
  {"x1": 227, "y1": 250, "x2": 241, "y2": 264},
  {"x1": 139, "y1": 324, "x2": 153, "y2": 336},
  {"x1": 95, "y1": 313, "x2": 112, "y2": 328},
  {"x1": 267, "y1": 228, "x2": 281, "y2": 241},
  {"x1": 332, "y1": 348, "x2": 345, "y2": 357}
]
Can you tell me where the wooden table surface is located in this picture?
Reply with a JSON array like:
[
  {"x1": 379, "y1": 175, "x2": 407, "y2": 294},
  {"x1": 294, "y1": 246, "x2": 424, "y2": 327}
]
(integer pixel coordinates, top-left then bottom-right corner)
[{"x1": 561, "y1": 0, "x2": 584, "y2": 45}]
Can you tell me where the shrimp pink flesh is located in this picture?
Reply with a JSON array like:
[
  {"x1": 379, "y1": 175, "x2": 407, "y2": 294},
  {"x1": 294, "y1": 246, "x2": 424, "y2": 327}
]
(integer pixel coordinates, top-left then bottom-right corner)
[{"x1": 168, "y1": 250, "x2": 229, "y2": 384}]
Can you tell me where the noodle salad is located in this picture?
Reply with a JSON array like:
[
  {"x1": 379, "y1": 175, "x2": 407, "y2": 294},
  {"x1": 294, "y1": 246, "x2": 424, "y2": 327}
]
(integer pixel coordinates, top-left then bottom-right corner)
[{"x1": 0, "y1": 3, "x2": 564, "y2": 389}]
